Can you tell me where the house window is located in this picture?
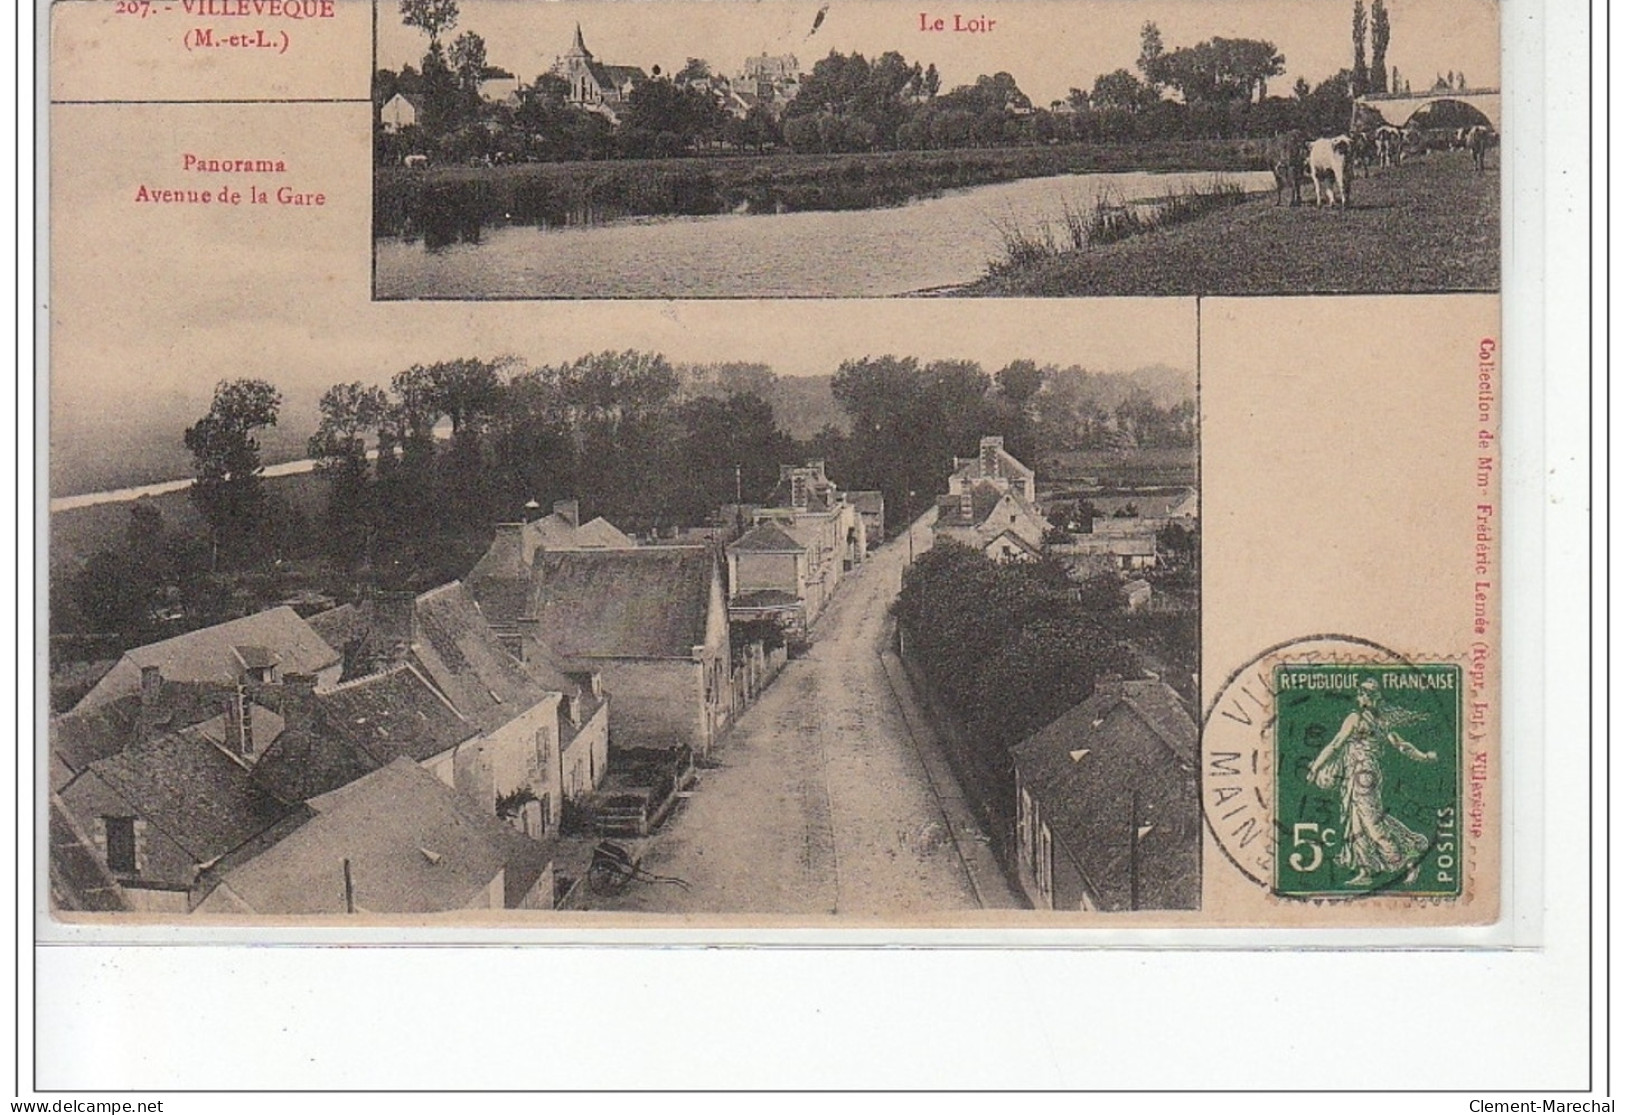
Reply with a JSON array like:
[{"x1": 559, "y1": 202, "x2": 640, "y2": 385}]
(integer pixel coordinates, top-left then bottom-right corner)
[{"x1": 104, "y1": 816, "x2": 137, "y2": 875}]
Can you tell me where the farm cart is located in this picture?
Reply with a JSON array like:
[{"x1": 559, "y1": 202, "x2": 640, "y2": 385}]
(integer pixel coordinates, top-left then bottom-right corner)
[{"x1": 586, "y1": 840, "x2": 690, "y2": 897}]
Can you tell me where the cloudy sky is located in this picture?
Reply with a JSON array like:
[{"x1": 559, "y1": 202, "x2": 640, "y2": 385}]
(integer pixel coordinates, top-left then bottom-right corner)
[{"x1": 377, "y1": 0, "x2": 1500, "y2": 108}]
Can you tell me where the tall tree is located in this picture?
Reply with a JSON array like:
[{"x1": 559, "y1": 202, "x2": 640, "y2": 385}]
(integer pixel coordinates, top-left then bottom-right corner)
[
  {"x1": 1137, "y1": 36, "x2": 1285, "y2": 104},
  {"x1": 310, "y1": 382, "x2": 389, "y2": 565},
  {"x1": 1351, "y1": 0, "x2": 1370, "y2": 95},
  {"x1": 1137, "y1": 21, "x2": 1166, "y2": 82},
  {"x1": 1091, "y1": 68, "x2": 1155, "y2": 112},
  {"x1": 448, "y1": 30, "x2": 488, "y2": 97},
  {"x1": 399, "y1": 0, "x2": 458, "y2": 46},
  {"x1": 183, "y1": 379, "x2": 282, "y2": 569},
  {"x1": 1369, "y1": 0, "x2": 1391, "y2": 93}
]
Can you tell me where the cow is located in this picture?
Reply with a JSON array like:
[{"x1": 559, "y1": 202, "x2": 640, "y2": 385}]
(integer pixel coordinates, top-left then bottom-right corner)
[
  {"x1": 1307, "y1": 135, "x2": 1352, "y2": 207},
  {"x1": 1465, "y1": 125, "x2": 1497, "y2": 171},
  {"x1": 402, "y1": 153, "x2": 429, "y2": 169},
  {"x1": 1268, "y1": 131, "x2": 1309, "y2": 206},
  {"x1": 1374, "y1": 125, "x2": 1404, "y2": 168}
]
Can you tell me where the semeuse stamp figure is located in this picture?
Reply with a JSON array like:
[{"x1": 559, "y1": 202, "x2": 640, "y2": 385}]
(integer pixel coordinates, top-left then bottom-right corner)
[
  {"x1": 1274, "y1": 663, "x2": 1462, "y2": 898},
  {"x1": 1305, "y1": 678, "x2": 1436, "y2": 886}
]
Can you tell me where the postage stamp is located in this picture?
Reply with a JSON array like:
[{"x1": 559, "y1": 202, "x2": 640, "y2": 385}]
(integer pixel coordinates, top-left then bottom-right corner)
[{"x1": 1272, "y1": 663, "x2": 1462, "y2": 898}]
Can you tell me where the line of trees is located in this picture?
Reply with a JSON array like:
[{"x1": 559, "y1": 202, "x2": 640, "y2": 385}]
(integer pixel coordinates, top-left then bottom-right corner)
[{"x1": 54, "y1": 352, "x2": 1195, "y2": 661}]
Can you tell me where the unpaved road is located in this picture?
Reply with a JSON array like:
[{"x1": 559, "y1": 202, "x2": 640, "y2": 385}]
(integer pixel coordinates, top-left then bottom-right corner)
[{"x1": 585, "y1": 514, "x2": 1021, "y2": 917}]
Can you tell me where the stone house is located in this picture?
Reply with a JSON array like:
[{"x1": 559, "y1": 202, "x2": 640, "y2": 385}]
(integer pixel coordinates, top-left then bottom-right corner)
[
  {"x1": 71, "y1": 606, "x2": 341, "y2": 713},
  {"x1": 947, "y1": 435, "x2": 1037, "y2": 503},
  {"x1": 195, "y1": 759, "x2": 557, "y2": 915},
  {"x1": 725, "y1": 520, "x2": 813, "y2": 632},
  {"x1": 379, "y1": 92, "x2": 423, "y2": 133},
  {"x1": 1010, "y1": 676, "x2": 1200, "y2": 912},
  {"x1": 468, "y1": 542, "x2": 732, "y2": 756}
]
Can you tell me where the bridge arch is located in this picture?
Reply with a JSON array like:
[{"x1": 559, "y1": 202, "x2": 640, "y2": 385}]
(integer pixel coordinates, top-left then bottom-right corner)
[{"x1": 1355, "y1": 89, "x2": 1500, "y2": 132}]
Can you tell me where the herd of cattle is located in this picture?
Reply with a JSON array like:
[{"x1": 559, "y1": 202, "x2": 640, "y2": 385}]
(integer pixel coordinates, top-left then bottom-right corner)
[{"x1": 1269, "y1": 122, "x2": 1498, "y2": 208}]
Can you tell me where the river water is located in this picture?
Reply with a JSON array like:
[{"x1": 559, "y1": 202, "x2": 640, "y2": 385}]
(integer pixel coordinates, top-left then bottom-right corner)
[{"x1": 375, "y1": 169, "x2": 1274, "y2": 299}]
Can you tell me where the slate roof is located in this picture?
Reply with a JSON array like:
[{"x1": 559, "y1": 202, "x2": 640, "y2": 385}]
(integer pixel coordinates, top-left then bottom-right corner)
[
  {"x1": 1053, "y1": 534, "x2": 1156, "y2": 557},
  {"x1": 949, "y1": 440, "x2": 1035, "y2": 486},
  {"x1": 409, "y1": 582, "x2": 561, "y2": 734},
  {"x1": 48, "y1": 794, "x2": 129, "y2": 912},
  {"x1": 466, "y1": 527, "x2": 532, "y2": 624},
  {"x1": 1087, "y1": 490, "x2": 1196, "y2": 520},
  {"x1": 313, "y1": 664, "x2": 475, "y2": 764},
  {"x1": 935, "y1": 480, "x2": 1006, "y2": 529},
  {"x1": 984, "y1": 529, "x2": 1042, "y2": 559},
  {"x1": 249, "y1": 664, "x2": 476, "y2": 805},
  {"x1": 520, "y1": 547, "x2": 717, "y2": 660},
  {"x1": 1010, "y1": 680, "x2": 1199, "y2": 908},
  {"x1": 729, "y1": 521, "x2": 806, "y2": 555},
  {"x1": 306, "y1": 603, "x2": 364, "y2": 650},
  {"x1": 200, "y1": 759, "x2": 555, "y2": 914},
  {"x1": 52, "y1": 680, "x2": 240, "y2": 777},
  {"x1": 848, "y1": 490, "x2": 885, "y2": 514},
  {"x1": 588, "y1": 63, "x2": 646, "y2": 92},
  {"x1": 74, "y1": 608, "x2": 339, "y2": 712},
  {"x1": 571, "y1": 517, "x2": 638, "y2": 549},
  {"x1": 765, "y1": 477, "x2": 839, "y2": 512},
  {"x1": 69, "y1": 732, "x2": 297, "y2": 867}
]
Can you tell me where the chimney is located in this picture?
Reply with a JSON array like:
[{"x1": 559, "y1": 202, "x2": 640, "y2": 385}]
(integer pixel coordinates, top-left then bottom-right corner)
[
  {"x1": 980, "y1": 436, "x2": 1004, "y2": 478},
  {"x1": 522, "y1": 499, "x2": 542, "y2": 523},
  {"x1": 226, "y1": 685, "x2": 254, "y2": 758},
  {"x1": 137, "y1": 665, "x2": 164, "y2": 742},
  {"x1": 369, "y1": 590, "x2": 418, "y2": 662},
  {"x1": 553, "y1": 499, "x2": 580, "y2": 528},
  {"x1": 808, "y1": 458, "x2": 827, "y2": 484},
  {"x1": 282, "y1": 672, "x2": 317, "y2": 736}
]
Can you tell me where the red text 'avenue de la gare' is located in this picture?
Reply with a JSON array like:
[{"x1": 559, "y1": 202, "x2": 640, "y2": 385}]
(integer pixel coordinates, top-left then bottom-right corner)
[{"x1": 133, "y1": 156, "x2": 325, "y2": 206}]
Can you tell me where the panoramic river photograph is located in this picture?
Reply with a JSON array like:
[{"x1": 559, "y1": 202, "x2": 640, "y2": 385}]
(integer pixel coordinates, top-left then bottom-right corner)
[{"x1": 372, "y1": 0, "x2": 1500, "y2": 299}]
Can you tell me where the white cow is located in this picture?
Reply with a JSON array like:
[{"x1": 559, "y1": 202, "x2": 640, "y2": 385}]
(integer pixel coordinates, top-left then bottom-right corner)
[
  {"x1": 1307, "y1": 135, "x2": 1353, "y2": 207},
  {"x1": 402, "y1": 153, "x2": 429, "y2": 169}
]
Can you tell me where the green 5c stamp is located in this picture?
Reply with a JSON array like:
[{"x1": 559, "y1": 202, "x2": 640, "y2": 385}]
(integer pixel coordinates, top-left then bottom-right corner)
[{"x1": 1274, "y1": 664, "x2": 1462, "y2": 897}]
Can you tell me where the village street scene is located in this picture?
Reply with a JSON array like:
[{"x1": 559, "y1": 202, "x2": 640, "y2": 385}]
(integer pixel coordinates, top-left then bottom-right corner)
[
  {"x1": 372, "y1": 0, "x2": 1498, "y2": 297},
  {"x1": 48, "y1": 336, "x2": 1200, "y2": 918}
]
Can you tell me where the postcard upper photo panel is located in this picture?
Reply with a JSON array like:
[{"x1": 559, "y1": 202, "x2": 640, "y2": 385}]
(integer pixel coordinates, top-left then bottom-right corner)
[{"x1": 371, "y1": 0, "x2": 1500, "y2": 300}]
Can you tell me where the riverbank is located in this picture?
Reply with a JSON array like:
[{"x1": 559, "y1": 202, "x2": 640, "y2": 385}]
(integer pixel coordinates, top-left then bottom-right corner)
[
  {"x1": 373, "y1": 140, "x2": 1259, "y2": 239},
  {"x1": 957, "y1": 149, "x2": 1499, "y2": 296}
]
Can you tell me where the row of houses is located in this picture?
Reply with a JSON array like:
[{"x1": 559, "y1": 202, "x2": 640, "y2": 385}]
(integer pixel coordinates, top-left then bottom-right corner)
[
  {"x1": 51, "y1": 579, "x2": 608, "y2": 914},
  {"x1": 51, "y1": 469, "x2": 875, "y2": 916},
  {"x1": 932, "y1": 436, "x2": 1196, "y2": 587},
  {"x1": 920, "y1": 437, "x2": 1201, "y2": 911},
  {"x1": 724, "y1": 460, "x2": 878, "y2": 634},
  {"x1": 380, "y1": 27, "x2": 803, "y2": 133}
]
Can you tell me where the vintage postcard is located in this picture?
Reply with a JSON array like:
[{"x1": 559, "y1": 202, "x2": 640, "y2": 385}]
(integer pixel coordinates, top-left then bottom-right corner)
[
  {"x1": 353, "y1": 0, "x2": 1502, "y2": 300},
  {"x1": 44, "y1": 0, "x2": 1500, "y2": 929}
]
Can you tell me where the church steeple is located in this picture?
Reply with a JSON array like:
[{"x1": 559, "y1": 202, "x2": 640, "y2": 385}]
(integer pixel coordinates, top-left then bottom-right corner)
[{"x1": 566, "y1": 23, "x2": 592, "y2": 60}]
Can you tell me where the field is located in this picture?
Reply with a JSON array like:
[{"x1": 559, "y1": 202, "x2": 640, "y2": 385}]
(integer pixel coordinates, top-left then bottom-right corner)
[
  {"x1": 962, "y1": 148, "x2": 1500, "y2": 296},
  {"x1": 1039, "y1": 447, "x2": 1197, "y2": 490},
  {"x1": 373, "y1": 140, "x2": 1261, "y2": 238}
]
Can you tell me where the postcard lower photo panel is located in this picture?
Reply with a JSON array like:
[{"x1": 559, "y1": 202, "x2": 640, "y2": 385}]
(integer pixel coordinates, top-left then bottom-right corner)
[{"x1": 46, "y1": 287, "x2": 1498, "y2": 933}]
